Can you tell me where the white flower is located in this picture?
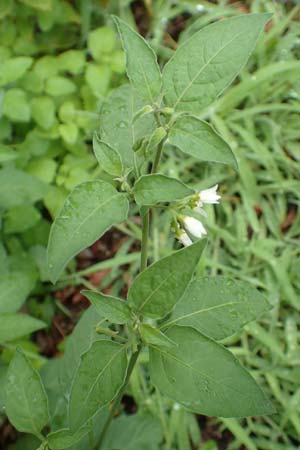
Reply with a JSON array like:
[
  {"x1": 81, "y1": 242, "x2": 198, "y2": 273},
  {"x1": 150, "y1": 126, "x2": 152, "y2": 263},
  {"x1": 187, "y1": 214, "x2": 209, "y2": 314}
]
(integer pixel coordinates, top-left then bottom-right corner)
[
  {"x1": 177, "y1": 229, "x2": 192, "y2": 247},
  {"x1": 182, "y1": 216, "x2": 207, "y2": 238},
  {"x1": 193, "y1": 204, "x2": 207, "y2": 216},
  {"x1": 197, "y1": 184, "x2": 221, "y2": 206}
]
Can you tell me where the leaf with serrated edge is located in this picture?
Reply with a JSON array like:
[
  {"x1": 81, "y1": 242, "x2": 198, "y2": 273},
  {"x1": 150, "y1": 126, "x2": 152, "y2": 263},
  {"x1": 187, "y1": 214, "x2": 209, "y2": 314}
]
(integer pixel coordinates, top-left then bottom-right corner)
[
  {"x1": 113, "y1": 16, "x2": 161, "y2": 104},
  {"x1": 133, "y1": 174, "x2": 194, "y2": 206},
  {"x1": 165, "y1": 277, "x2": 271, "y2": 340},
  {"x1": 6, "y1": 350, "x2": 49, "y2": 436},
  {"x1": 150, "y1": 326, "x2": 275, "y2": 417},
  {"x1": 47, "y1": 180, "x2": 129, "y2": 283},
  {"x1": 128, "y1": 240, "x2": 206, "y2": 319},
  {"x1": 163, "y1": 13, "x2": 271, "y2": 112},
  {"x1": 168, "y1": 115, "x2": 237, "y2": 169},
  {"x1": 82, "y1": 290, "x2": 131, "y2": 324},
  {"x1": 69, "y1": 340, "x2": 127, "y2": 431}
]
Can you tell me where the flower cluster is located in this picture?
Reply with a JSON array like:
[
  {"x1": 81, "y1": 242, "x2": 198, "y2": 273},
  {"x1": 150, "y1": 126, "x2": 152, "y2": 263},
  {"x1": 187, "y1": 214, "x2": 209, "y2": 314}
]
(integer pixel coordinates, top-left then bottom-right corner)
[{"x1": 176, "y1": 185, "x2": 221, "y2": 247}]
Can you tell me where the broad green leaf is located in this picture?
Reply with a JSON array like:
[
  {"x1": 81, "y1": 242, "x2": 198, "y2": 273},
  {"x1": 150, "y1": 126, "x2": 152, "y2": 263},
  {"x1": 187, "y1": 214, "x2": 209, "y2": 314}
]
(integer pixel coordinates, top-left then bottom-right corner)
[
  {"x1": 27, "y1": 157, "x2": 57, "y2": 184},
  {"x1": 3, "y1": 89, "x2": 31, "y2": 122},
  {"x1": 19, "y1": 0, "x2": 52, "y2": 11},
  {"x1": 6, "y1": 350, "x2": 49, "y2": 436},
  {"x1": 113, "y1": 16, "x2": 161, "y2": 104},
  {"x1": 139, "y1": 324, "x2": 176, "y2": 349},
  {"x1": 163, "y1": 14, "x2": 271, "y2": 112},
  {"x1": 88, "y1": 26, "x2": 115, "y2": 60},
  {"x1": 0, "y1": 57, "x2": 33, "y2": 87},
  {"x1": 0, "y1": 314, "x2": 46, "y2": 343},
  {"x1": 0, "y1": 145, "x2": 18, "y2": 162},
  {"x1": 47, "y1": 180, "x2": 129, "y2": 283},
  {"x1": 45, "y1": 76, "x2": 76, "y2": 96},
  {"x1": 82, "y1": 290, "x2": 131, "y2": 324},
  {"x1": 133, "y1": 174, "x2": 194, "y2": 206},
  {"x1": 4, "y1": 204, "x2": 41, "y2": 234},
  {"x1": 100, "y1": 84, "x2": 155, "y2": 166},
  {"x1": 47, "y1": 423, "x2": 91, "y2": 450},
  {"x1": 33, "y1": 56, "x2": 59, "y2": 80},
  {"x1": 69, "y1": 340, "x2": 128, "y2": 430},
  {"x1": 150, "y1": 326, "x2": 275, "y2": 417},
  {"x1": 168, "y1": 115, "x2": 237, "y2": 169},
  {"x1": 102, "y1": 413, "x2": 163, "y2": 450},
  {"x1": 31, "y1": 96, "x2": 56, "y2": 130},
  {"x1": 85, "y1": 64, "x2": 111, "y2": 96},
  {"x1": 58, "y1": 50, "x2": 85, "y2": 75},
  {"x1": 93, "y1": 134, "x2": 123, "y2": 177},
  {"x1": 59, "y1": 122, "x2": 78, "y2": 145},
  {"x1": 5, "y1": 434, "x2": 40, "y2": 450},
  {"x1": 41, "y1": 307, "x2": 102, "y2": 427},
  {"x1": 0, "y1": 271, "x2": 35, "y2": 314},
  {"x1": 167, "y1": 277, "x2": 271, "y2": 340},
  {"x1": 128, "y1": 240, "x2": 206, "y2": 318},
  {"x1": 0, "y1": 168, "x2": 47, "y2": 209}
]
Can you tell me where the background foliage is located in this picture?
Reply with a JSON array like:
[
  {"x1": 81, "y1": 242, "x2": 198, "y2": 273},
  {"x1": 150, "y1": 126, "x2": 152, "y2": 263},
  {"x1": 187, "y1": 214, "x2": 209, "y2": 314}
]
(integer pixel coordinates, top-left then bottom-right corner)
[{"x1": 0, "y1": 0, "x2": 300, "y2": 449}]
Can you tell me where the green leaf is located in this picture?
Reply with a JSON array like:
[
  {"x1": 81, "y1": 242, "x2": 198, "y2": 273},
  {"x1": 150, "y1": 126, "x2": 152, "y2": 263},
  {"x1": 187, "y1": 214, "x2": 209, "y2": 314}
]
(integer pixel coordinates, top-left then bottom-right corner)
[
  {"x1": 27, "y1": 157, "x2": 57, "y2": 184},
  {"x1": 69, "y1": 340, "x2": 128, "y2": 431},
  {"x1": 47, "y1": 180, "x2": 129, "y2": 283},
  {"x1": 167, "y1": 277, "x2": 271, "y2": 340},
  {"x1": 4, "y1": 204, "x2": 41, "y2": 234},
  {"x1": 58, "y1": 50, "x2": 85, "y2": 75},
  {"x1": 3, "y1": 89, "x2": 31, "y2": 122},
  {"x1": 0, "y1": 271, "x2": 35, "y2": 314},
  {"x1": 150, "y1": 326, "x2": 275, "y2": 417},
  {"x1": 102, "y1": 413, "x2": 163, "y2": 450},
  {"x1": 0, "y1": 168, "x2": 47, "y2": 209},
  {"x1": 93, "y1": 134, "x2": 123, "y2": 177},
  {"x1": 168, "y1": 115, "x2": 237, "y2": 169},
  {"x1": 82, "y1": 290, "x2": 131, "y2": 324},
  {"x1": 99, "y1": 84, "x2": 155, "y2": 166},
  {"x1": 19, "y1": 0, "x2": 52, "y2": 11},
  {"x1": 47, "y1": 424, "x2": 91, "y2": 450},
  {"x1": 139, "y1": 324, "x2": 176, "y2": 349},
  {"x1": 133, "y1": 174, "x2": 194, "y2": 206},
  {"x1": 128, "y1": 240, "x2": 206, "y2": 319},
  {"x1": 41, "y1": 307, "x2": 102, "y2": 426},
  {"x1": 5, "y1": 349, "x2": 49, "y2": 436},
  {"x1": 0, "y1": 145, "x2": 18, "y2": 162},
  {"x1": 59, "y1": 122, "x2": 78, "y2": 145},
  {"x1": 85, "y1": 64, "x2": 111, "y2": 96},
  {"x1": 88, "y1": 26, "x2": 115, "y2": 60},
  {"x1": 3, "y1": 435, "x2": 40, "y2": 450},
  {"x1": 163, "y1": 13, "x2": 271, "y2": 112},
  {"x1": 0, "y1": 57, "x2": 33, "y2": 87},
  {"x1": 113, "y1": 16, "x2": 161, "y2": 104},
  {"x1": 31, "y1": 96, "x2": 56, "y2": 130},
  {"x1": 45, "y1": 75, "x2": 76, "y2": 96},
  {"x1": 0, "y1": 314, "x2": 46, "y2": 343}
]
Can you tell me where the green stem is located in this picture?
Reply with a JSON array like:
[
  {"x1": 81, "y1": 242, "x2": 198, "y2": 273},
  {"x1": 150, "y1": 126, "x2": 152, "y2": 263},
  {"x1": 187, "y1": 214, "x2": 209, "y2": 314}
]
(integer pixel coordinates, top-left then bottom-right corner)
[
  {"x1": 151, "y1": 141, "x2": 164, "y2": 174},
  {"x1": 95, "y1": 110, "x2": 166, "y2": 449},
  {"x1": 96, "y1": 346, "x2": 142, "y2": 449},
  {"x1": 140, "y1": 211, "x2": 150, "y2": 272}
]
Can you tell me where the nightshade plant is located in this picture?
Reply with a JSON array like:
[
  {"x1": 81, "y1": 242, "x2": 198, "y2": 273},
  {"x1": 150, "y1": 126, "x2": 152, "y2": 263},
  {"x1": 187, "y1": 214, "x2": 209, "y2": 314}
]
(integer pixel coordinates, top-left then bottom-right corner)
[{"x1": 5, "y1": 13, "x2": 275, "y2": 450}]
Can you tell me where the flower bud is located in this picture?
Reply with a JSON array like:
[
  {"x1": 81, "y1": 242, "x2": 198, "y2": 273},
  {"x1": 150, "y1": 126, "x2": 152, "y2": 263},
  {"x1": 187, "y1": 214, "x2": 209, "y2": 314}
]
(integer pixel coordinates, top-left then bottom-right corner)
[
  {"x1": 177, "y1": 229, "x2": 192, "y2": 247},
  {"x1": 182, "y1": 216, "x2": 207, "y2": 239}
]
